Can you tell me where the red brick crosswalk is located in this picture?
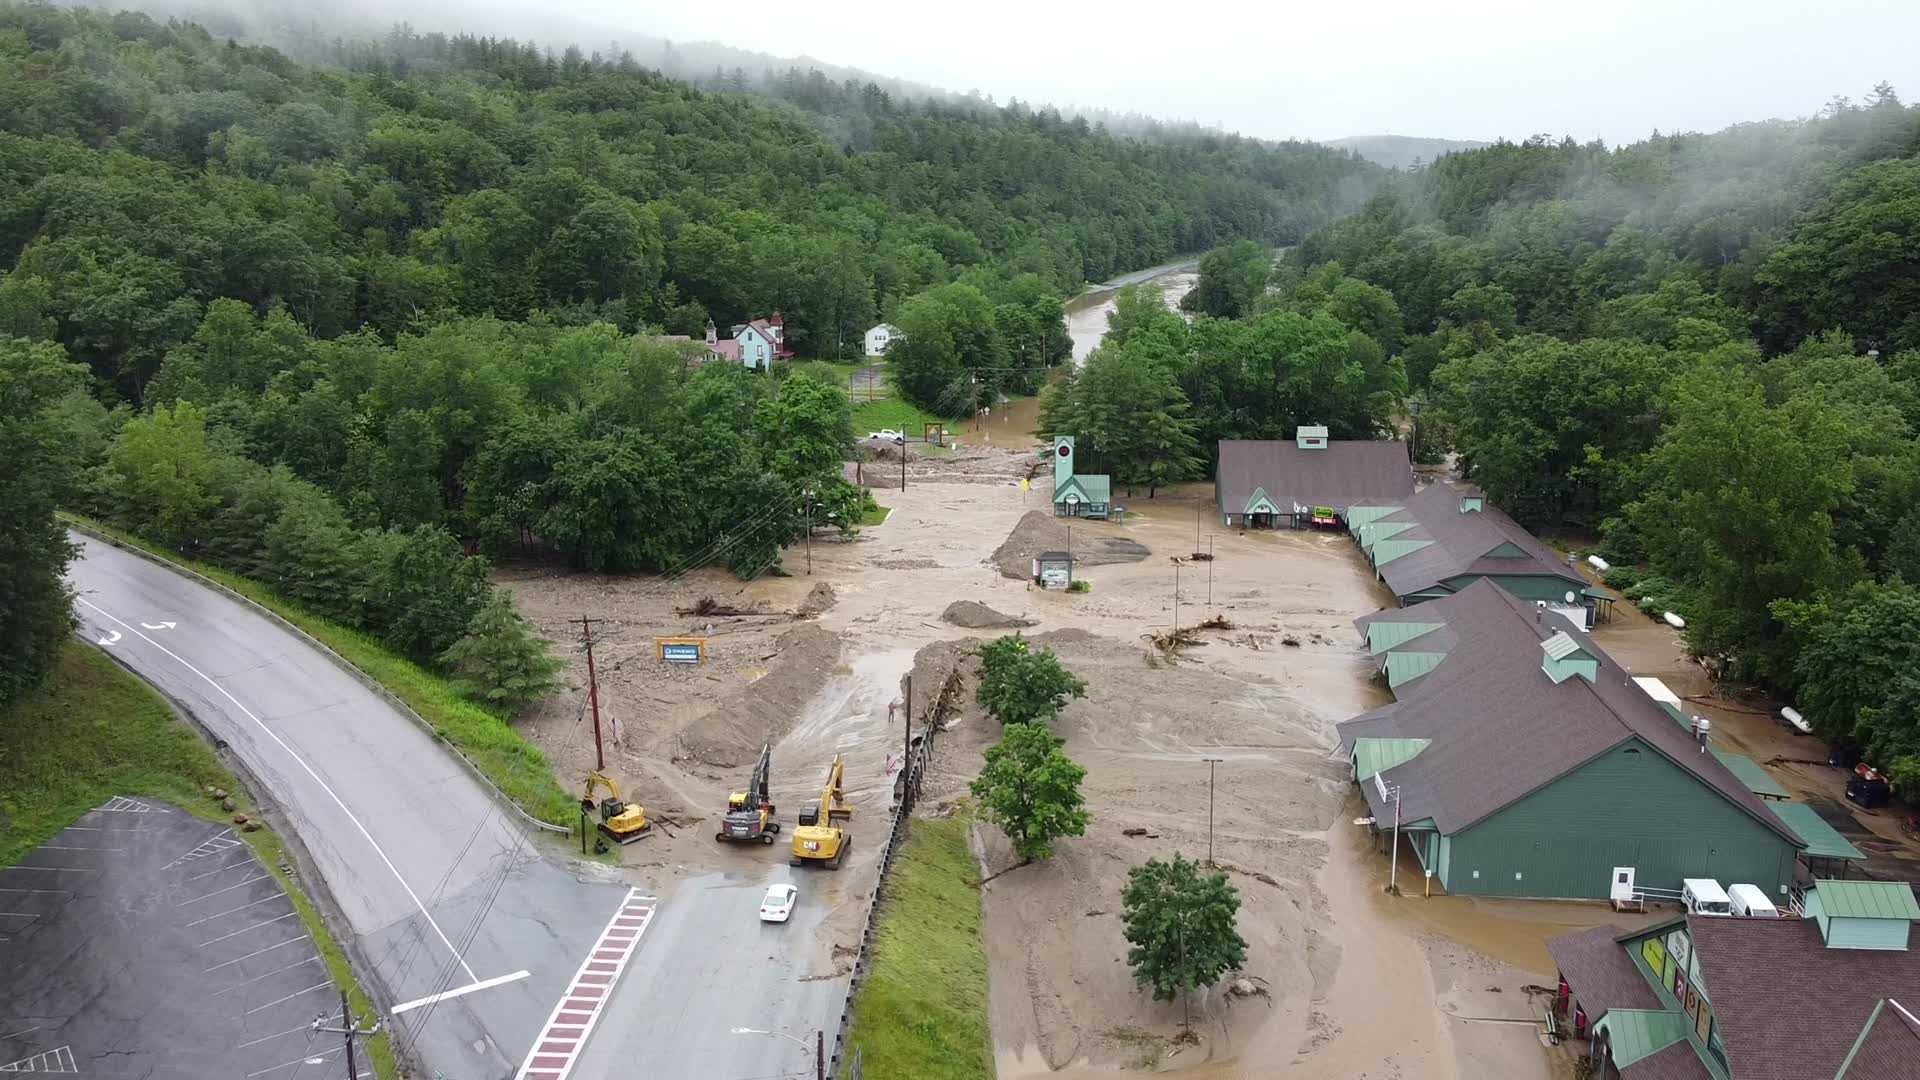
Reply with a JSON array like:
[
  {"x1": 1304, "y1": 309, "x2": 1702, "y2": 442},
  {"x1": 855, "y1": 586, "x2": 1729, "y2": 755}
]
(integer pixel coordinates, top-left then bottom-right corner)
[{"x1": 516, "y1": 888, "x2": 655, "y2": 1080}]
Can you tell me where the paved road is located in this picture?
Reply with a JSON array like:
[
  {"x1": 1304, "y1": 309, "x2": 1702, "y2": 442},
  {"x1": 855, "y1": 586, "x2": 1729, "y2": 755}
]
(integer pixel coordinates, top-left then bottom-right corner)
[{"x1": 67, "y1": 535, "x2": 626, "y2": 1079}]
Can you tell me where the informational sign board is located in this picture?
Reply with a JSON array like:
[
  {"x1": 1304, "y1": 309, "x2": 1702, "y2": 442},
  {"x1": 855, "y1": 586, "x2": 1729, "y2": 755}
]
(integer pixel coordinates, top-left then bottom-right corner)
[{"x1": 656, "y1": 636, "x2": 706, "y2": 664}]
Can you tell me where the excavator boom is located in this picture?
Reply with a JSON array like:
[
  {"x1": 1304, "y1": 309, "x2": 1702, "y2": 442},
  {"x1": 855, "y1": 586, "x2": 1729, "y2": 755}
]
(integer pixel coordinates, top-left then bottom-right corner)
[
  {"x1": 790, "y1": 754, "x2": 851, "y2": 869},
  {"x1": 717, "y1": 742, "x2": 780, "y2": 845}
]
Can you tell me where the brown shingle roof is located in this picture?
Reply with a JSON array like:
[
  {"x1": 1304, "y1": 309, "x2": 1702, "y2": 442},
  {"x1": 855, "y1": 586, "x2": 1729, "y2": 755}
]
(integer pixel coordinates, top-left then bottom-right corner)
[
  {"x1": 1369, "y1": 481, "x2": 1584, "y2": 599},
  {"x1": 1215, "y1": 439, "x2": 1412, "y2": 517},
  {"x1": 1548, "y1": 925, "x2": 1664, "y2": 1020},
  {"x1": 1838, "y1": 1000, "x2": 1920, "y2": 1079},
  {"x1": 1337, "y1": 580, "x2": 1802, "y2": 845},
  {"x1": 1687, "y1": 915, "x2": 1920, "y2": 1080}
]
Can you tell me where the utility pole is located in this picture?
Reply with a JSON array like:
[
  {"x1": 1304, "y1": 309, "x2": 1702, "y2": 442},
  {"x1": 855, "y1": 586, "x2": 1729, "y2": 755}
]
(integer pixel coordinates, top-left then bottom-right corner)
[
  {"x1": 904, "y1": 672, "x2": 913, "y2": 765},
  {"x1": 1173, "y1": 562, "x2": 1181, "y2": 632},
  {"x1": 804, "y1": 490, "x2": 813, "y2": 576},
  {"x1": 816, "y1": 1028, "x2": 825, "y2": 1080},
  {"x1": 1207, "y1": 536, "x2": 1214, "y2": 606},
  {"x1": 1203, "y1": 757, "x2": 1224, "y2": 866},
  {"x1": 576, "y1": 615, "x2": 606, "y2": 771},
  {"x1": 312, "y1": 990, "x2": 378, "y2": 1080},
  {"x1": 899, "y1": 434, "x2": 907, "y2": 492}
]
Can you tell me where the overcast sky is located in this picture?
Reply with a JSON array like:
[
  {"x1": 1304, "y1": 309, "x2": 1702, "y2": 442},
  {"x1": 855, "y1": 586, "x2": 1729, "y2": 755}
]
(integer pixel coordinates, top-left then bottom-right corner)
[{"x1": 369, "y1": 0, "x2": 1919, "y2": 144}]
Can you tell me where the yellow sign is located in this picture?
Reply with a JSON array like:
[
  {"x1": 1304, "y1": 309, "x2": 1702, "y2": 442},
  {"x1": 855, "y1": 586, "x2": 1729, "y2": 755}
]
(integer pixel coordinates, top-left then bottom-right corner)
[
  {"x1": 1640, "y1": 935, "x2": 1668, "y2": 982},
  {"x1": 1021, "y1": 478, "x2": 1030, "y2": 491}
]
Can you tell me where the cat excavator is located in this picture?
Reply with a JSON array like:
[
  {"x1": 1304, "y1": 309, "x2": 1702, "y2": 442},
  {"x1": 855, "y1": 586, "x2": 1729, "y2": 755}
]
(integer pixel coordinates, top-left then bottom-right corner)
[
  {"x1": 790, "y1": 754, "x2": 852, "y2": 869},
  {"x1": 716, "y1": 742, "x2": 780, "y2": 845},
  {"x1": 582, "y1": 771, "x2": 650, "y2": 845}
]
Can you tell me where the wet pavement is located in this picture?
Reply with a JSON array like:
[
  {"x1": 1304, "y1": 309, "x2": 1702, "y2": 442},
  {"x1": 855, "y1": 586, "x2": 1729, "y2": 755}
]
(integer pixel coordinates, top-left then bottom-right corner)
[{"x1": 0, "y1": 799, "x2": 361, "y2": 1080}]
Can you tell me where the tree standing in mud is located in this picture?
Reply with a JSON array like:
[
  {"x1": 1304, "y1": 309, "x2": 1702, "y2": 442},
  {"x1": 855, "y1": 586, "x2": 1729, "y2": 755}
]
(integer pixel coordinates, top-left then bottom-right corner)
[
  {"x1": 970, "y1": 722, "x2": 1090, "y2": 870},
  {"x1": 1121, "y1": 854, "x2": 1248, "y2": 1035},
  {"x1": 973, "y1": 633, "x2": 1087, "y2": 726}
]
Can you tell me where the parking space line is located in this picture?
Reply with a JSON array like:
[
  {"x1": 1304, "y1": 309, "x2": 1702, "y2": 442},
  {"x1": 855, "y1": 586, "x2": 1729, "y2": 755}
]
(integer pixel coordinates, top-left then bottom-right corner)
[
  {"x1": 81, "y1": 598, "x2": 481, "y2": 983},
  {"x1": 237, "y1": 1020, "x2": 320, "y2": 1048},
  {"x1": 187, "y1": 855, "x2": 259, "y2": 882},
  {"x1": 0, "y1": 1045, "x2": 76, "y2": 1072},
  {"x1": 0, "y1": 865, "x2": 93, "y2": 873},
  {"x1": 178, "y1": 873, "x2": 272, "y2": 905},
  {"x1": 37, "y1": 845, "x2": 126, "y2": 852},
  {"x1": 187, "y1": 893, "x2": 293, "y2": 927},
  {"x1": 205, "y1": 935, "x2": 312, "y2": 972},
  {"x1": 246, "y1": 1044, "x2": 342, "y2": 1077},
  {"x1": 244, "y1": 980, "x2": 334, "y2": 1015},
  {"x1": 199, "y1": 910, "x2": 300, "y2": 948},
  {"x1": 0, "y1": 888, "x2": 71, "y2": 895},
  {"x1": 215, "y1": 954, "x2": 321, "y2": 997}
]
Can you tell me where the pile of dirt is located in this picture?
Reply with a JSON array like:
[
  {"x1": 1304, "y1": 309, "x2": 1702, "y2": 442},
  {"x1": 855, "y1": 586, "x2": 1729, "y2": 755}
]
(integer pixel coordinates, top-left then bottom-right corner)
[
  {"x1": 941, "y1": 600, "x2": 1035, "y2": 629},
  {"x1": 796, "y1": 581, "x2": 836, "y2": 617},
  {"x1": 673, "y1": 622, "x2": 841, "y2": 769},
  {"x1": 990, "y1": 510, "x2": 1151, "y2": 580}
]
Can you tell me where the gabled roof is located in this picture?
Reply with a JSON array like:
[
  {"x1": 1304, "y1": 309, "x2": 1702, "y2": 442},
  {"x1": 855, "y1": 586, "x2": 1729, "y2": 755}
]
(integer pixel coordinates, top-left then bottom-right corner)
[
  {"x1": 1766, "y1": 802, "x2": 1866, "y2": 861},
  {"x1": 1687, "y1": 914, "x2": 1920, "y2": 1080},
  {"x1": 1814, "y1": 879, "x2": 1920, "y2": 920},
  {"x1": 1364, "y1": 481, "x2": 1585, "y2": 599},
  {"x1": 1836, "y1": 999, "x2": 1920, "y2": 1079},
  {"x1": 1337, "y1": 580, "x2": 1803, "y2": 844},
  {"x1": 1352, "y1": 737, "x2": 1429, "y2": 781},
  {"x1": 1547, "y1": 924, "x2": 1664, "y2": 1021},
  {"x1": 1599, "y1": 1009, "x2": 1691, "y2": 1069},
  {"x1": 1054, "y1": 474, "x2": 1111, "y2": 505},
  {"x1": 1215, "y1": 438, "x2": 1413, "y2": 516},
  {"x1": 1619, "y1": 1040, "x2": 1715, "y2": 1080}
]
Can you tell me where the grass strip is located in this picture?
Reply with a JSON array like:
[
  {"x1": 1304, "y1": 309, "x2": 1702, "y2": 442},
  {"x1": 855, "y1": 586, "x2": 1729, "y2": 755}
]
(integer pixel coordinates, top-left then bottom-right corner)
[
  {"x1": 61, "y1": 513, "x2": 577, "y2": 828},
  {"x1": 0, "y1": 644, "x2": 398, "y2": 1079},
  {"x1": 840, "y1": 811, "x2": 991, "y2": 1080}
]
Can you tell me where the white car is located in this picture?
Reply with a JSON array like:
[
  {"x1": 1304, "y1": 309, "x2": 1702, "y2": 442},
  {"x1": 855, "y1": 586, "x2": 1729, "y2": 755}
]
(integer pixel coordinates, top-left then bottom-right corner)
[
  {"x1": 867, "y1": 429, "x2": 904, "y2": 443},
  {"x1": 759, "y1": 882, "x2": 799, "y2": 923}
]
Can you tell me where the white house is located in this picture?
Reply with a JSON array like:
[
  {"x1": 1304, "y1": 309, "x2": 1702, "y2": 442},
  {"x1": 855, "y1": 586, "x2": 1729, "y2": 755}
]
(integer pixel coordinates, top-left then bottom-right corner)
[{"x1": 864, "y1": 323, "x2": 902, "y2": 358}]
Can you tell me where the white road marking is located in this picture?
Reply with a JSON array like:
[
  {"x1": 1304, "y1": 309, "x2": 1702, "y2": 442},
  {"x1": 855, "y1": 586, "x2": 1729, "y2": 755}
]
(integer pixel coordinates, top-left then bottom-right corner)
[
  {"x1": 177, "y1": 872, "x2": 272, "y2": 905},
  {"x1": 0, "y1": 912, "x2": 38, "y2": 918},
  {"x1": 514, "y1": 889, "x2": 655, "y2": 1080},
  {"x1": 0, "y1": 889, "x2": 70, "y2": 895},
  {"x1": 140, "y1": 621, "x2": 177, "y2": 630},
  {"x1": 97, "y1": 629, "x2": 121, "y2": 646},
  {"x1": 215, "y1": 954, "x2": 322, "y2": 997},
  {"x1": 245, "y1": 1044, "x2": 343, "y2": 1077},
  {"x1": 0, "y1": 866, "x2": 93, "y2": 873},
  {"x1": 236, "y1": 1021, "x2": 318, "y2": 1048},
  {"x1": 205, "y1": 934, "x2": 311, "y2": 972},
  {"x1": 199, "y1": 910, "x2": 300, "y2": 948},
  {"x1": 186, "y1": 892, "x2": 292, "y2": 927},
  {"x1": 187, "y1": 854, "x2": 259, "y2": 882},
  {"x1": 0, "y1": 1045, "x2": 77, "y2": 1072},
  {"x1": 390, "y1": 968, "x2": 533, "y2": 1015},
  {"x1": 36, "y1": 845, "x2": 125, "y2": 852},
  {"x1": 244, "y1": 980, "x2": 334, "y2": 1015},
  {"x1": 80, "y1": 598, "x2": 481, "y2": 982}
]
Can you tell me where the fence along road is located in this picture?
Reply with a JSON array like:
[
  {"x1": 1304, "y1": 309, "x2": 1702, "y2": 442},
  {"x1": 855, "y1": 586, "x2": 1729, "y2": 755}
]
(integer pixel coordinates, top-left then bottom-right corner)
[{"x1": 65, "y1": 533, "x2": 628, "y2": 1078}]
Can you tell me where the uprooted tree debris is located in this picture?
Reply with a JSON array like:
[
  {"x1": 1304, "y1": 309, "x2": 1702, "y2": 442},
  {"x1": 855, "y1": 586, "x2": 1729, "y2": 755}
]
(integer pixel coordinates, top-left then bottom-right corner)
[{"x1": 674, "y1": 596, "x2": 767, "y2": 617}]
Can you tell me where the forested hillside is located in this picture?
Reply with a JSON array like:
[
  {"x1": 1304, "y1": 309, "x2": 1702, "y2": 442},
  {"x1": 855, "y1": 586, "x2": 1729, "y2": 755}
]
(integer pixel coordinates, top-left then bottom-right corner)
[
  {"x1": 0, "y1": 0, "x2": 1376, "y2": 705},
  {"x1": 1279, "y1": 88, "x2": 1920, "y2": 782}
]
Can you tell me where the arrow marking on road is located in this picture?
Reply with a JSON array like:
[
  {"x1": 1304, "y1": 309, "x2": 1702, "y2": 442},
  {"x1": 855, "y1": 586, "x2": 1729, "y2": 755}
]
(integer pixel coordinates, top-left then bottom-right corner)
[
  {"x1": 97, "y1": 630, "x2": 121, "y2": 646},
  {"x1": 140, "y1": 621, "x2": 178, "y2": 630}
]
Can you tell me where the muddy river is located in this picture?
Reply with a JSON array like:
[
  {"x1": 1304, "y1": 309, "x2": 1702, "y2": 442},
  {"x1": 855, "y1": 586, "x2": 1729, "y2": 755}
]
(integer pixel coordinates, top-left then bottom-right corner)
[{"x1": 1065, "y1": 258, "x2": 1199, "y2": 364}]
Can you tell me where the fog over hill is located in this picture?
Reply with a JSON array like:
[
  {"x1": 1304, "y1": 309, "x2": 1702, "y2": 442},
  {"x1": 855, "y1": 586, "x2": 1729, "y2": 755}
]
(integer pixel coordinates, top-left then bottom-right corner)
[{"x1": 1327, "y1": 135, "x2": 1494, "y2": 170}]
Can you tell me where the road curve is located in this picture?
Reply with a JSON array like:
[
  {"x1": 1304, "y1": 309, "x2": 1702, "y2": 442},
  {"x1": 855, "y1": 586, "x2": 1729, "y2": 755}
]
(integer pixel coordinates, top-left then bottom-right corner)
[{"x1": 67, "y1": 534, "x2": 626, "y2": 1078}]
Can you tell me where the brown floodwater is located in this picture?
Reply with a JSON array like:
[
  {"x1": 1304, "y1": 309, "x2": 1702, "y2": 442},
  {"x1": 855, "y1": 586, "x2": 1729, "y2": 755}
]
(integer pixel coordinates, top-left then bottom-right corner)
[{"x1": 1065, "y1": 261, "x2": 1199, "y2": 364}]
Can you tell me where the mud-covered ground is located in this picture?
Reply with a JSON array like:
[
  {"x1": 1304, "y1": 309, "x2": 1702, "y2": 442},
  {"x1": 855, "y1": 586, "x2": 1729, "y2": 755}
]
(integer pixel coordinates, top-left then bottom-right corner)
[{"x1": 502, "y1": 444, "x2": 1636, "y2": 1078}]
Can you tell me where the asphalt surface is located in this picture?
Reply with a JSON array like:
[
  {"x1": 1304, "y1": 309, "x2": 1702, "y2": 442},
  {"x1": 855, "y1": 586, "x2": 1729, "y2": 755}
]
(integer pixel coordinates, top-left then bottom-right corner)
[
  {"x1": 0, "y1": 799, "x2": 363, "y2": 1080},
  {"x1": 66, "y1": 536, "x2": 627, "y2": 1079}
]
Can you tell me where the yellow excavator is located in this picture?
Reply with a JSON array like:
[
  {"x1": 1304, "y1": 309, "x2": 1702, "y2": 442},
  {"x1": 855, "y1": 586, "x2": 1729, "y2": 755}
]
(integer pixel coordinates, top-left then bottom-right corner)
[
  {"x1": 790, "y1": 754, "x2": 852, "y2": 869},
  {"x1": 582, "y1": 772, "x2": 650, "y2": 845},
  {"x1": 716, "y1": 743, "x2": 780, "y2": 845}
]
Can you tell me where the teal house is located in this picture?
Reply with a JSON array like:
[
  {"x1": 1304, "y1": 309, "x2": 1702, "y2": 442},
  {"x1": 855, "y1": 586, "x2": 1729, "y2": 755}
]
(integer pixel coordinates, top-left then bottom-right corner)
[
  {"x1": 1338, "y1": 579, "x2": 1804, "y2": 901},
  {"x1": 1050, "y1": 436, "x2": 1111, "y2": 519},
  {"x1": 1549, "y1": 879, "x2": 1920, "y2": 1079}
]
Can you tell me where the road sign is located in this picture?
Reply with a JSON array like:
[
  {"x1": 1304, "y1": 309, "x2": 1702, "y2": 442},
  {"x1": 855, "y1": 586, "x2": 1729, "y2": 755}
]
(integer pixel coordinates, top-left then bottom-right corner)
[{"x1": 656, "y1": 636, "x2": 706, "y2": 664}]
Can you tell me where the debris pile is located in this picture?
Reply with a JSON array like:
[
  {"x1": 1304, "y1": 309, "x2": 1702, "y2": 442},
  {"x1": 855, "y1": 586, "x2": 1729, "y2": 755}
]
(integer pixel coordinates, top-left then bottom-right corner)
[{"x1": 941, "y1": 600, "x2": 1036, "y2": 629}]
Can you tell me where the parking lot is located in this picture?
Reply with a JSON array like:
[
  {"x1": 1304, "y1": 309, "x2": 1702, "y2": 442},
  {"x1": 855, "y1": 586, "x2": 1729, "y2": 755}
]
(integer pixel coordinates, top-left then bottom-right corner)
[{"x1": 0, "y1": 798, "x2": 368, "y2": 1080}]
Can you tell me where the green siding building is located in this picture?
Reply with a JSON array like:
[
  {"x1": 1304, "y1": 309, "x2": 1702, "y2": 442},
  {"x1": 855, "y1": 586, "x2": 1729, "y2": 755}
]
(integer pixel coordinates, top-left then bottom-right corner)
[{"x1": 1339, "y1": 580, "x2": 1803, "y2": 901}]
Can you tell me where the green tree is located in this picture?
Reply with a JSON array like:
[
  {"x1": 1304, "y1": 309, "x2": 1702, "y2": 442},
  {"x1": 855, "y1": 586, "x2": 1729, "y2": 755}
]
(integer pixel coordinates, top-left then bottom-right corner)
[
  {"x1": 105, "y1": 401, "x2": 220, "y2": 549},
  {"x1": 0, "y1": 336, "x2": 87, "y2": 705},
  {"x1": 1052, "y1": 344, "x2": 1203, "y2": 497},
  {"x1": 439, "y1": 591, "x2": 565, "y2": 711},
  {"x1": 1773, "y1": 579, "x2": 1920, "y2": 746},
  {"x1": 1755, "y1": 158, "x2": 1920, "y2": 352},
  {"x1": 1629, "y1": 360, "x2": 1862, "y2": 678},
  {"x1": 1121, "y1": 854, "x2": 1248, "y2": 1020},
  {"x1": 756, "y1": 373, "x2": 854, "y2": 483},
  {"x1": 974, "y1": 634, "x2": 1087, "y2": 726},
  {"x1": 887, "y1": 283, "x2": 1004, "y2": 415},
  {"x1": 1184, "y1": 240, "x2": 1271, "y2": 319},
  {"x1": 355, "y1": 526, "x2": 492, "y2": 659},
  {"x1": 969, "y1": 721, "x2": 1090, "y2": 863}
]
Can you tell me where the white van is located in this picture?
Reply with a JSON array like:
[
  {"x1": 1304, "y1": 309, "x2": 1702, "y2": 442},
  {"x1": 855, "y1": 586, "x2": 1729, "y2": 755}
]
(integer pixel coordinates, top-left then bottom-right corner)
[
  {"x1": 1683, "y1": 878, "x2": 1731, "y2": 916},
  {"x1": 1727, "y1": 883, "x2": 1778, "y2": 917}
]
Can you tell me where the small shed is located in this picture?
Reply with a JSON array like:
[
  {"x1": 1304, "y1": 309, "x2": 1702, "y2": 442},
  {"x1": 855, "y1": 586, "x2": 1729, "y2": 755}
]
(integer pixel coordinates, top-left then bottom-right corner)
[{"x1": 1033, "y1": 550, "x2": 1074, "y2": 589}]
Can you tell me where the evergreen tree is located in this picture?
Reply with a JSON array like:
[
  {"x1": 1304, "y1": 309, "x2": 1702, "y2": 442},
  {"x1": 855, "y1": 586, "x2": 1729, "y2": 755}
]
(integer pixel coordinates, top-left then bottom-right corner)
[
  {"x1": 0, "y1": 336, "x2": 87, "y2": 705},
  {"x1": 440, "y1": 591, "x2": 565, "y2": 711}
]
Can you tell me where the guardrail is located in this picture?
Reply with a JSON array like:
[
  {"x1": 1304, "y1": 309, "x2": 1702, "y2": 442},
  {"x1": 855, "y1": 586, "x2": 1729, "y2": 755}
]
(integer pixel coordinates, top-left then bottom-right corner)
[{"x1": 823, "y1": 664, "x2": 962, "y2": 1079}]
